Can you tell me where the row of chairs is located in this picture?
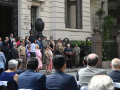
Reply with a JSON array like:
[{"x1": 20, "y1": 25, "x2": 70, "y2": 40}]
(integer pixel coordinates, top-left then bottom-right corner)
[
  {"x1": 0, "y1": 81, "x2": 33, "y2": 90},
  {"x1": 1, "y1": 81, "x2": 120, "y2": 90},
  {"x1": 0, "y1": 81, "x2": 14, "y2": 90}
]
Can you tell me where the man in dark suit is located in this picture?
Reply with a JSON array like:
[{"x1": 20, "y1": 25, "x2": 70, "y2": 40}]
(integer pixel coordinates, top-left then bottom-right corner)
[
  {"x1": 18, "y1": 57, "x2": 46, "y2": 90},
  {"x1": 78, "y1": 53, "x2": 106, "y2": 86},
  {"x1": 108, "y1": 58, "x2": 120, "y2": 82},
  {"x1": 9, "y1": 33, "x2": 14, "y2": 49},
  {"x1": 46, "y1": 55, "x2": 79, "y2": 90},
  {"x1": 29, "y1": 32, "x2": 35, "y2": 43},
  {"x1": 11, "y1": 42, "x2": 19, "y2": 59}
]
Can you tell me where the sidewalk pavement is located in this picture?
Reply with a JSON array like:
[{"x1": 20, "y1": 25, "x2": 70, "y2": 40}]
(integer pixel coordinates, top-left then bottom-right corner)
[{"x1": 39, "y1": 68, "x2": 112, "y2": 75}]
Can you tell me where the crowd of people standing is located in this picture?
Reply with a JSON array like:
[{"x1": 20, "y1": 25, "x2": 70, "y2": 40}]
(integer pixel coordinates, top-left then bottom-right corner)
[{"x1": 0, "y1": 33, "x2": 81, "y2": 74}]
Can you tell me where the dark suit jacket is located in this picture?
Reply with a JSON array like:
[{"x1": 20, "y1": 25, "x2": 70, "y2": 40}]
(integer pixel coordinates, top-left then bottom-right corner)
[
  {"x1": 46, "y1": 71, "x2": 79, "y2": 90},
  {"x1": 15, "y1": 69, "x2": 24, "y2": 75},
  {"x1": 109, "y1": 70, "x2": 120, "y2": 82},
  {"x1": 18, "y1": 70, "x2": 46, "y2": 90},
  {"x1": 11, "y1": 47, "x2": 19, "y2": 59},
  {"x1": 29, "y1": 36, "x2": 35, "y2": 43}
]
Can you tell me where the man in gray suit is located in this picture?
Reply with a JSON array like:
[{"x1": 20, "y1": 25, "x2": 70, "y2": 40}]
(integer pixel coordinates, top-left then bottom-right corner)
[
  {"x1": 42, "y1": 36, "x2": 48, "y2": 63},
  {"x1": 78, "y1": 53, "x2": 106, "y2": 86}
]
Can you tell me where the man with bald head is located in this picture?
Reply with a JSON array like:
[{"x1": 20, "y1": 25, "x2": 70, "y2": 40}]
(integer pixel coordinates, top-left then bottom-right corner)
[
  {"x1": 78, "y1": 53, "x2": 106, "y2": 86},
  {"x1": 108, "y1": 58, "x2": 120, "y2": 82}
]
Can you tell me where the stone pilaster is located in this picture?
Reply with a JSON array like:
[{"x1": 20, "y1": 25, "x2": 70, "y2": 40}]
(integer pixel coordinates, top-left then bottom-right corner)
[
  {"x1": 91, "y1": 27, "x2": 102, "y2": 67},
  {"x1": 18, "y1": 0, "x2": 31, "y2": 39},
  {"x1": 117, "y1": 30, "x2": 120, "y2": 58}
]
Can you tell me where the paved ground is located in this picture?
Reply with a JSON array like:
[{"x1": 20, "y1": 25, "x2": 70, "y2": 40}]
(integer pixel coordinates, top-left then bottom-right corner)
[{"x1": 39, "y1": 68, "x2": 112, "y2": 76}]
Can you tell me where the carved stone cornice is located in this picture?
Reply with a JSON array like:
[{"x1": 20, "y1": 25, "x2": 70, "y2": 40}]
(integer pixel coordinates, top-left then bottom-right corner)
[
  {"x1": 27, "y1": 0, "x2": 32, "y2": 9},
  {"x1": 40, "y1": 0, "x2": 47, "y2": 11}
]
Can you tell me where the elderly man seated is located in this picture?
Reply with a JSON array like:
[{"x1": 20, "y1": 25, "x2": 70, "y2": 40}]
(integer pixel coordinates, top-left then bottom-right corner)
[
  {"x1": 88, "y1": 75, "x2": 114, "y2": 90},
  {"x1": 78, "y1": 53, "x2": 106, "y2": 86},
  {"x1": 108, "y1": 58, "x2": 120, "y2": 82}
]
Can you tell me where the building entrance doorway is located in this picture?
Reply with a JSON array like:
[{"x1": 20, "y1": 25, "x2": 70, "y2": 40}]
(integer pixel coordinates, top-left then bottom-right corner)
[
  {"x1": 0, "y1": 6, "x2": 12, "y2": 39},
  {"x1": 31, "y1": 6, "x2": 37, "y2": 35}
]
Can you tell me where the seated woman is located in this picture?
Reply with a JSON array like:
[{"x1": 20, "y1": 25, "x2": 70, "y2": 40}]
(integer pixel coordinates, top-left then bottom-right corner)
[{"x1": 0, "y1": 60, "x2": 18, "y2": 90}]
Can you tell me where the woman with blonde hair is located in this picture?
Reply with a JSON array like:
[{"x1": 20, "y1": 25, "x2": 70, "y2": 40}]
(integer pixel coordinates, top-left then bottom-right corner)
[
  {"x1": 35, "y1": 44, "x2": 42, "y2": 71},
  {"x1": 49, "y1": 36, "x2": 55, "y2": 52},
  {"x1": 45, "y1": 45, "x2": 53, "y2": 73}
]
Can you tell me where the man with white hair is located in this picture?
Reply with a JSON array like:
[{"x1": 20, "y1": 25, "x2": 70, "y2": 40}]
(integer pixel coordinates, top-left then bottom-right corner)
[
  {"x1": 78, "y1": 53, "x2": 106, "y2": 86},
  {"x1": 108, "y1": 58, "x2": 120, "y2": 82},
  {"x1": 64, "y1": 44, "x2": 73, "y2": 68},
  {"x1": 88, "y1": 75, "x2": 114, "y2": 90},
  {"x1": 11, "y1": 42, "x2": 19, "y2": 59}
]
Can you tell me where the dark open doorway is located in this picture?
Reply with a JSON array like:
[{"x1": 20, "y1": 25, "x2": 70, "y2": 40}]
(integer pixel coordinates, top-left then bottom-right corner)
[
  {"x1": 0, "y1": 5, "x2": 12, "y2": 39},
  {"x1": 31, "y1": 6, "x2": 37, "y2": 35}
]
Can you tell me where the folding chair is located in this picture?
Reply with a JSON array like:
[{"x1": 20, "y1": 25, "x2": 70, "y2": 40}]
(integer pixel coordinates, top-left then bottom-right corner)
[
  {"x1": 81, "y1": 86, "x2": 88, "y2": 90},
  {"x1": 0, "y1": 81, "x2": 14, "y2": 90},
  {"x1": 114, "y1": 82, "x2": 120, "y2": 90}
]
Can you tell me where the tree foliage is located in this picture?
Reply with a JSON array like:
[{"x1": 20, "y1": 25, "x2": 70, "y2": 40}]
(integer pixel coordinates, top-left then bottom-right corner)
[
  {"x1": 102, "y1": 15, "x2": 114, "y2": 41},
  {"x1": 95, "y1": 8, "x2": 105, "y2": 20}
]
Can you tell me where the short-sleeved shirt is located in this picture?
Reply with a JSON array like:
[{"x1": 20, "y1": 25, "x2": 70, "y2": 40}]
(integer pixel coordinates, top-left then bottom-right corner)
[
  {"x1": 56, "y1": 43, "x2": 62, "y2": 50},
  {"x1": 45, "y1": 50, "x2": 52, "y2": 58},
  {"x1": 30, "y1": 43, "x2": 36, "y2": 52},
  {"x1": 18, "y1": 45, "x2": 26, "y2": 56}
]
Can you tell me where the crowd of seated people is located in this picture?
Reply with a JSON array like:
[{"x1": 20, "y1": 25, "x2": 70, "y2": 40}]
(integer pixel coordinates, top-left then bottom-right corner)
[{"x1": 1, "y1": 53, "x2": 120, "y2": 90}]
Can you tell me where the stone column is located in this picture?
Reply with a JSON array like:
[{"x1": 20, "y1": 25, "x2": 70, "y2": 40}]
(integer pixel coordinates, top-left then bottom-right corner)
[
  {"x1": 66, "y1": 0, "x2": 70, "y2": 28},
  {"x1": 91, "y1": 27, "x2": 102, "y2": 67},
  {"x1": 76, "y1": 0, "x2": 82, "y2": 29},
  {"x1": 117, "y1": 30, "x2": 120, "y2": 58}
]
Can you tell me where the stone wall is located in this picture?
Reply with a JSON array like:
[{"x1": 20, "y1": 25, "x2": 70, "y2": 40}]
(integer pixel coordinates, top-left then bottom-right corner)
[
  {"x1": 18, "y1": 0, "x2": 108, "y2": 41},
  {"x1": 18, "y1": 0, "x2": 31, "y2": 39},
  {"x1": 43, "y1": 0, "x2": 92, "y2": 41}
]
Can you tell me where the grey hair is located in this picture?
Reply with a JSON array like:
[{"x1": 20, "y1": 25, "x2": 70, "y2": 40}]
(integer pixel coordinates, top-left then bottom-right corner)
[
  {"x1": 88, "y1": 75, "x2": 114, "y2": 90},
  {"x1": 8, "y1": 59, "x2": 18, "y2": 70},
  {"x1": 111, "y1": 58, "x2": 120, "y2": 69}
]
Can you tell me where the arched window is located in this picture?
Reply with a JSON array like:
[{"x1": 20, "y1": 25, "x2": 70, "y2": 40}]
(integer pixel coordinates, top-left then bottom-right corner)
[{"x1": 65, "y1": 0, "x2": 82, "y2": 29}]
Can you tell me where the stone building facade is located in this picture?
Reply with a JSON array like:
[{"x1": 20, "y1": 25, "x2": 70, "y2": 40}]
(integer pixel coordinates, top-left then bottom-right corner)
[{"x1": 0, "y1": 0, "x2": 108, "y2": 40}]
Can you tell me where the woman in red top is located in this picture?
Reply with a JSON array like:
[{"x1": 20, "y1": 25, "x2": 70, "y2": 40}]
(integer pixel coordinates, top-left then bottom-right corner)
[{"x1": 17, "y1": 37, "x2": 21, "y2": 47}]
